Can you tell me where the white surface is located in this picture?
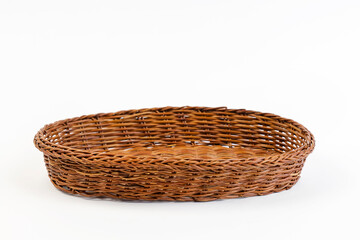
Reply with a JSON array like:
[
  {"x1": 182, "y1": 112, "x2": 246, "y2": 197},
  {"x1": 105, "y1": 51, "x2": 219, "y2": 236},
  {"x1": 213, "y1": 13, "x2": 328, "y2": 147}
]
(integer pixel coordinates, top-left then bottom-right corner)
[{"x1": 1, "y1": 1, "x2": 359, "y2": 239}]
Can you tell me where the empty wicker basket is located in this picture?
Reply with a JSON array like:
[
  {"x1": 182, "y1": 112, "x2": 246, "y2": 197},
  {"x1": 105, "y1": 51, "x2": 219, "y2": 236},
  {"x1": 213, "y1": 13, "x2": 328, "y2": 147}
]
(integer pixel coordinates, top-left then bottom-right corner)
[{"x1": 34, "y1": 106, "x2": 315, "y2": 201}]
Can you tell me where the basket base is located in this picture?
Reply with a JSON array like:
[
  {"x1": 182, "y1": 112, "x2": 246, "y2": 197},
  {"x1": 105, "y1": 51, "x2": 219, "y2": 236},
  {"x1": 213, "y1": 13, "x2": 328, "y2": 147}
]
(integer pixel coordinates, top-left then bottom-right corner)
[{"x1": 110, "y1": 145, "x2": 276, "y2": 160}]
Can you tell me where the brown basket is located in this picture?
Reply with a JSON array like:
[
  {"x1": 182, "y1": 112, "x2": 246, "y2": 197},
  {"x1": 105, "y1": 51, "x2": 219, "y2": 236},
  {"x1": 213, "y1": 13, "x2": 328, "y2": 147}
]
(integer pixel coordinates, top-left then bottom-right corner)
[{"x1": 34, "y1": 106, "x2": 315, "y2": 201}]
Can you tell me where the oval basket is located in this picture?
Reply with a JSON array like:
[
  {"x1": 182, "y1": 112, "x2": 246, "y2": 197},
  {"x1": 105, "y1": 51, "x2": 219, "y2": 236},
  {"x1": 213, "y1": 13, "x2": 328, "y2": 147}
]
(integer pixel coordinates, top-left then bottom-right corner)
[{"x1": 34, "y1": 106, "x2": 315, "y2": 201}]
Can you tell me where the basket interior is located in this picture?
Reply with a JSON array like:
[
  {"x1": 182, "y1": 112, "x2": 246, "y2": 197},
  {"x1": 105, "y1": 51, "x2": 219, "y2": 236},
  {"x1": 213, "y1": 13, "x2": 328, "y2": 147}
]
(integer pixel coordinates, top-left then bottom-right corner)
[{"x1": 43, "y1": 108, "x2": 308, "y2": 155}]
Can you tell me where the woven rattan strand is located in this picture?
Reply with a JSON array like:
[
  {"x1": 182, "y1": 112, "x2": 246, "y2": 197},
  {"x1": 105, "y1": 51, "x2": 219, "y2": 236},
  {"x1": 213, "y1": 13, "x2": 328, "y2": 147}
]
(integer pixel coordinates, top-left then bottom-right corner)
[{"x1": 34, "y1": 106, "x2": 315, "y2": 201}]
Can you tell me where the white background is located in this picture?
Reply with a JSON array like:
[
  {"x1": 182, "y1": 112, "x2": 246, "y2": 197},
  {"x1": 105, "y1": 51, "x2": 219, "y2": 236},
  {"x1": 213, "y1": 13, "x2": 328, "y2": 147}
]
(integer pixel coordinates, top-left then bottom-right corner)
[{"x1": 1, "y1": 1, "x2": 359, "y2": 239}]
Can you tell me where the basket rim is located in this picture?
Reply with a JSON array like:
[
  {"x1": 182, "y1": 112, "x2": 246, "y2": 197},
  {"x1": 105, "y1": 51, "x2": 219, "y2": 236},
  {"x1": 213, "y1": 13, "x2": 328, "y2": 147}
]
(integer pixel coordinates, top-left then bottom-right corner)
[{"x1": 34, "y1": 106, "x2": 315, "y2": 164}]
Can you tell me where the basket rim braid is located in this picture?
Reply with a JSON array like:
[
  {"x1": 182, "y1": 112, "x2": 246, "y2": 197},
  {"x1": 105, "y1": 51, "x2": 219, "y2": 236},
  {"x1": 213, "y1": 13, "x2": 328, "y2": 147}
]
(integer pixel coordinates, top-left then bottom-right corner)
[{"x1": 34, "y1": 106, "x2": 315, "y2": 201}]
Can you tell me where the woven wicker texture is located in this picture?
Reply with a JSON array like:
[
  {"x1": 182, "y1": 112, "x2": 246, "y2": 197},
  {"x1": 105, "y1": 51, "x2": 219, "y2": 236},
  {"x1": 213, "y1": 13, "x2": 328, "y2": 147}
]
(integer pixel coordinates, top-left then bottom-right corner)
[{"x1": 34, "y1": 107, "x2": 315, "y2": 201}]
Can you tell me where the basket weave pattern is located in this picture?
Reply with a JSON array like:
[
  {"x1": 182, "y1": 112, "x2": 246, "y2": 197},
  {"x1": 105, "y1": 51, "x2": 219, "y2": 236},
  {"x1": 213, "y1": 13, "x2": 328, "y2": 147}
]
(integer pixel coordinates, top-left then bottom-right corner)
[{"x1": 34, "y1": 107, "x2": 315, "y2": 201}]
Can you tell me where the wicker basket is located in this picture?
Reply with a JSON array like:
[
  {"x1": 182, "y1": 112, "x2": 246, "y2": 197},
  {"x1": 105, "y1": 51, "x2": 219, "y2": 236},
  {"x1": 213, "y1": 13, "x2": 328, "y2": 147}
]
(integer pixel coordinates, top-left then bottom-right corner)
[{"x1": 34, "y1": 106, "x2": 315, "y2": 201}]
